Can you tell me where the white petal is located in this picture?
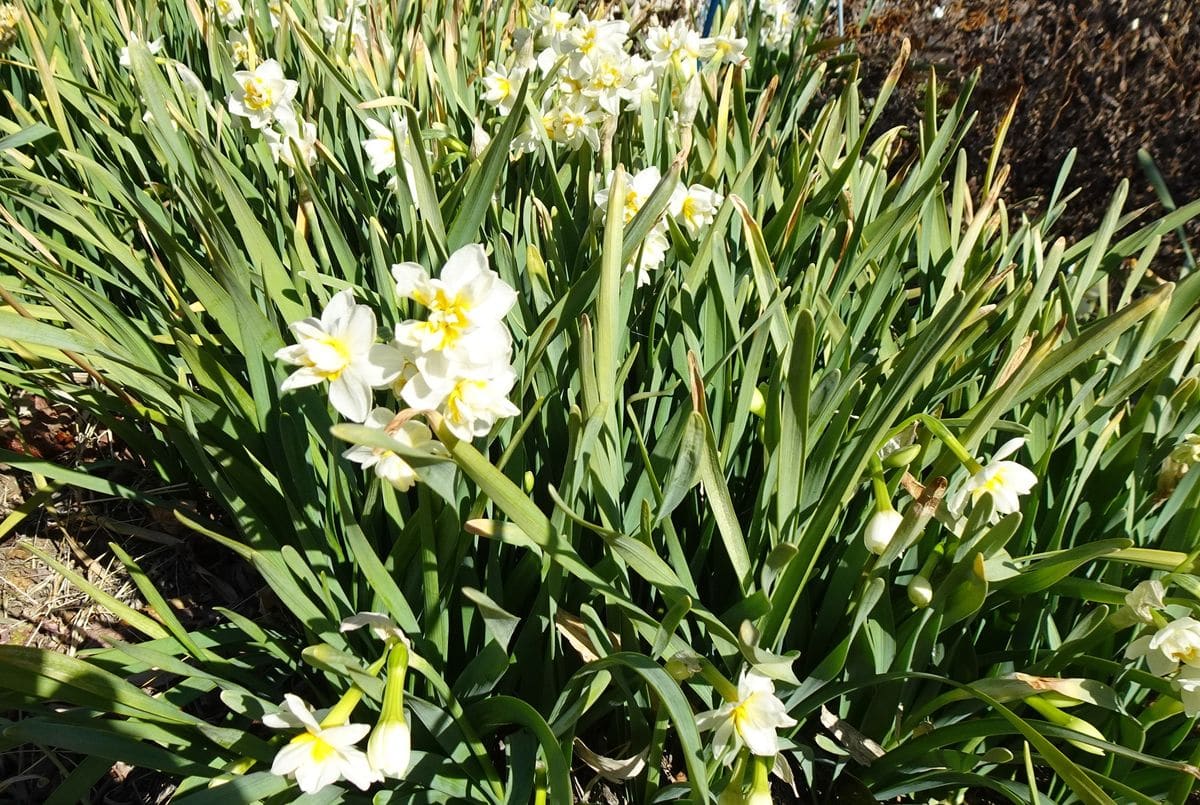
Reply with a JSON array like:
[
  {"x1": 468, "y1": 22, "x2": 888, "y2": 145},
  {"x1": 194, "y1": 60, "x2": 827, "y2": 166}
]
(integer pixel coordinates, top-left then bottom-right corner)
[
  {"x1": 280, "y1": 368, "x2": 324, "y2": 392},
  {"x1": 440, "y1": 244, "x2": 490, "y2": 290},
  {"x1": 329, "y1": 372, "x2": 372, "y2": 422},
  {"x1": 992, "y1": 437, "x2": 1026, "y2": 462},
  {"x1": 271, "y1": 740, "x2": 311, "y2": 778}
]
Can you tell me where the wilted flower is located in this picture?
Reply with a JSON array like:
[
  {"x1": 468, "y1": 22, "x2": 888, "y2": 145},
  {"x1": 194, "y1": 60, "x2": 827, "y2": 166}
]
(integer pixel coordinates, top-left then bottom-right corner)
[
  {"x1": 340, "y1": 611, "x2": 408, "y2": 644},
  {"x1": 1158, "y1": 433, "x2": 1200, "y2": 497},
  {"x1": 341, "y1": 408, "x2": 448, "y2": 492},
  {"x1": 268, "y1": 694, "x2": 374, "y2": 794},
  {"x1": 864, "y1": 508, "x2": 903, "y2": 555},
  {"x1": 228, "y1": 59, "x2": 298, "y2": 129},
  {"x1": 275, "y1": 289, "x2": 408, "y2": 422},
  {"x1": 1124, "y1": 580, "x2": 1166, "y2": 624},
  {"x1": 949, "y1": 438, "x2": 1038, "y2": 519},
  {"x1": 696, "y1": 668, "x2": 797, "y2": 766},
  {"x1": 1126, "y1": 616, "x2": 1200, "y2": 677}
]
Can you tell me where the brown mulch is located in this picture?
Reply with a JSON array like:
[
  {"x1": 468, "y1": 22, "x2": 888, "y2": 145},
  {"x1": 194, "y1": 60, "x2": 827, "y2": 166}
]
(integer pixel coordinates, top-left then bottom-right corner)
[{"x1": 848, "y1": 0, "x2": 1200, "y2": 258}]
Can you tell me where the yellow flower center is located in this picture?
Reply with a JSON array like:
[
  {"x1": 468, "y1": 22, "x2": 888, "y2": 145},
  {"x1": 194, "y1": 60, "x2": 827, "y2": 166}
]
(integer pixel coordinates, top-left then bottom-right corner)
[
  {"x1": 1175, "y1": 645, "x2": 1200, "y2": 664},
  {"x1": 681, "y1": 195, "x2": 698, "y2": 224},
  {"x1": 623, "y1": 189, "x2": 641, "y2": 222},
  {"x1": 578, "y1": 28, "x2": 597, "y2": 55},
  {"x1": 970, "y1": 467, "x2": 1009, "y2": 502},
  {"x1": 242, "y1": 76, "x2": 274, "y2": 111},
  {"x1": 445, "y1": 379, "x2": 487, "y2": 424},
  {"x1": 308, "y1": 335, "x2": 352, "y2": 380},
  {"x1": 291, "y1": 732, "x2": 337, "y2": 762},
  {"x1": 493, "y1": 76, "x2": 511, "y2": 98},
  {"x1": 413, "y1": 288, "x2": 471, "y2": 350},
  {"x1": 730, "y1": 692, "x2": 760, "y2": 739}
]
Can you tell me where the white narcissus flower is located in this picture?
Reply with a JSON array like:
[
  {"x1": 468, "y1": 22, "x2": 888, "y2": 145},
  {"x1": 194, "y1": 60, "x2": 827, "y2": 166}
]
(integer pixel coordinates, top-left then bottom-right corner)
[
  {"x1": 481, "y1": 62, "x2": 526, "y2": 116},
  {"x1": 1126, "y1": 616, "x2": 1200, "y2": 677},
  {"x1": 594, "y1": 167, "x2": 666, "y2": 225},
  {"x1": 707, "y1": 32, "x2": 748, "y2": 65},
  {"x1": 542, "y1": 96, "x2": 604, "y2": 151},
  {"x1": 227, "y1": 29, "x2": 252, "y2": 67},
  {"x1": 264, "y1": 118, "x2": 319, "y2": 170},
  {"x1": 392, "y1": 244, "x2": 518, "y2": 359},
  {"x1": 268, "y1": 694, "x2": 374, "y2": 794},
  {"x1": 696, "y1": 668, "x2": 797, "y2": 766},
  {"x1": 402, "y1": 356, "x2": 521, "y2": 441},
  {"x1": 228, "y1": 59, "x2": 298, "y2": 129},
  {"x1": 670, "y1": 183, "x2": 723, "y2": 237},
  {"x1": 118, "y1": 33, "x2": 164, "y2": 69},
  {"x1": 214, "y1": 0, "x2": 243, "y2": 26},
  {"x1": 864, "y1": 509, "x2": 903, "y2": 555},
  {"x1": 1124, "y1": 580, "x2": 1166, "y2": 624},
  {"x1": 340, "y1": 611, "x2": 407, "y2": 643},
  {"x1": 274, "y1": 289, "x2": 408, "y2": 423},
  {"x1": 361, "y1": 114, "x2": 418, "y2": 194},
  {"x1": 949, "y1": 438, "x2": 1038, "y2": 519},
  {"x1": 1176, "y1": 669, "x2": 1200, "y2": 717},
  {"x1": 341, "y1": 408, "x2": 448, "y2": 492}
]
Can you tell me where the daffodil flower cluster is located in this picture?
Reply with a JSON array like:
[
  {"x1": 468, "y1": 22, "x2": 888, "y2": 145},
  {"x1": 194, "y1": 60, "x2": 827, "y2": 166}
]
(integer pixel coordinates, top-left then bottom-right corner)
[
  {"x1": 275, "y1": 244, "x2": 520, "y2": 488},
  {"x1": 593, "y1": 167, "x2": 725, "y2": 285},
  {"x1": 483, "y1": 3, "x2": 745, "y2": 158},
  {"x1": 268, "y1": 613, "x2": 412, "y2": 794},
  {"x1": 755, "y1": 0, "x2": 802, "y2": 53}
]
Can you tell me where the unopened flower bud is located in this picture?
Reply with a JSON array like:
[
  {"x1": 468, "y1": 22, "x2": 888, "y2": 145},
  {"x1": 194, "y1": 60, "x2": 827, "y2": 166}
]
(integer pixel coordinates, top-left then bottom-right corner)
[
  {"x1": 908, "y1": 574, "x2": 933, "y2": 607},
  {"x1": 864, "y1": 509, "x2": 903, "y2": 555}
]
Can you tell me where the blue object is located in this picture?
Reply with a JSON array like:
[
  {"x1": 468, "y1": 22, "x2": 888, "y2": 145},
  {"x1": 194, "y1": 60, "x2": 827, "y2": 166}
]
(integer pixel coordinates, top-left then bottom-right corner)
[{"x1": 701, "y1": 0, "x2": 720, "y2": 36}]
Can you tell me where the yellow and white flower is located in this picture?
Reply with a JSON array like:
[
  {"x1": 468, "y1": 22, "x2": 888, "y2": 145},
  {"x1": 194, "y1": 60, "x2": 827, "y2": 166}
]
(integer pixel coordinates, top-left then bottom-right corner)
[
  {"x1": 481, "y1": 62, "x2": 526, "y2": 116},
  {"x1": 401, "y1": 357, "x2": 521, "y2": 441},
  {"x1": 340, "y1": 611, "x2": 407, "y2": 644},
  {"x1": 213, "y1": 0, "x2": 243, "y2": 26},
  {"x1": 1126, "y1": 616, "x2": 1200, "y2": 677},
  {"x1": 760, "y1": 0, "x2": 800, "y2": 53},
  {"x1": 595, "y1": 168, "x2": 675, "y2": 284},
  {"x1": 361, "y1": 114, "x2": 418, "y2": 194},
  {"x1": 275, "y1": 290, "x2": 408, "y2": 423},
  {"x1": 697, "y1": 668, "x2": 797, "y2": 766},
  {"x1": 391, "y1": 244, "x2": 518, "y2": 360},
  {"x1": 228, "y1": 59, "x2": 298, "y2": 129},
  {"x1": 267, "y1": 694, "x2": 374, "y2": 794},
  {"x1": 226, "y1": 29, "x2": 252, "y2": 67},
  {"x1": 341, "y1": 408, "x2": 448, "y2": 492},
  {"x1": 707, "y1": 32, "x2": 748, "y2": 66},
  {"x1": 949, "y1": 438, "x2": 1037, "y2": 519},
  {"x1": 670, "y1": 183, "x2": 723, "y2": 237}
]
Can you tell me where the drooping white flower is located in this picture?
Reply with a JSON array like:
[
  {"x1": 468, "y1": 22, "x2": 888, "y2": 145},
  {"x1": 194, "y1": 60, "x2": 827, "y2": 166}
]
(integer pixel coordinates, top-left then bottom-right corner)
[
  {"x1": 213, "y1": 0, "x2": 243, "y2": 26},
  {"x1": 1126, "y1": 616, "x2": 1200, "y2": 677},
  {"x1": 268, "y1": 694, "x2": 374, "y2": 794},
  {"x1": 118, "y1": 33, "x2": 164, "y2": 69},
  {"x1": 264, "y1": 117, "x2": 319, "y2": 170},
  {"x1": 481, "y1": 62, "x2": 526, "y2": 116},
  {"x1": 361, "y1": 114, "x2": 418, "y2": 194},
  {"x1": 1124, "y1": 580, "x2": 1166, "y2": 624},
  {"x1": 340, "y1": 611, "x2": 408, "y2": 643},
  {"x1": 274, "y1": 289, "x2": 408, "y2": 422},
  {"x1": 1175, "y1": 668, "x2": 1200, "y2": 717},
  {"x1": 341, "y1": 408, "x2": 448, "y2": 492},
  {"x1": 864, "y1": 509, "x2": 903, "y2": 555},
  {"x1": 696, "y1": 668, "x2": 797, "y2": 766},
  {"x1": 367, "y1": 713, "x2": 411, "y2": 780},
  {"x1": 320, "y1": 11, "x2": 368, "y2": 50},
  {"x1": 391, "y1": 244, "x2": 518, "y2": 360},
  {"x1": 228, "y1": 59, "x2": 298, "y2": 129},
  {"x1": 949, "y1": 438, "x2": 1038, "y2": 519},
  {"x1": 670, "y1": 183, "x2": 723, "y2": 237}
]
